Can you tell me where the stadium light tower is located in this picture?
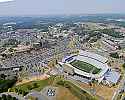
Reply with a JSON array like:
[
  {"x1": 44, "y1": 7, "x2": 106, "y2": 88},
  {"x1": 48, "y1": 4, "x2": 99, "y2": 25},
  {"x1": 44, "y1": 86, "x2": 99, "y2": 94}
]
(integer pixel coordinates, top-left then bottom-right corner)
[{"x1": 0, "y1": 0, "x2": 14, "y2": 3}]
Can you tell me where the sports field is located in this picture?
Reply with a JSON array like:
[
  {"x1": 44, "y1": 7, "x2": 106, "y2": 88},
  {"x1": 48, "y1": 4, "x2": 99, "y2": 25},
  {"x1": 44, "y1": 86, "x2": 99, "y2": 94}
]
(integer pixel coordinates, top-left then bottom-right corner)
[{"x1": 70, "y1": 60, "x2": 101, "y2": 74}]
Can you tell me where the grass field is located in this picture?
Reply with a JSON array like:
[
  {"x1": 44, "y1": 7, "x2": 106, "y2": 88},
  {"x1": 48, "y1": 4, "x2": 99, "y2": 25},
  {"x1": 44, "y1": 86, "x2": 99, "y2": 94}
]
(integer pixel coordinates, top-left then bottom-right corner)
[
  {"x1": 70, "y1": 60, "x2": 101, "y2": 74},
  {"x1": 10, "y1": 76, "x2": 97, "y2": 100},
  {"x1": 56, "y1": 80, "x2": 97, "y2": 100},
  {"x1": 53, "y1": 76, "x2": 97, "y2": 100},
  {"x1": 9, "y1": 76, "x2": 56, "y2": 95}
]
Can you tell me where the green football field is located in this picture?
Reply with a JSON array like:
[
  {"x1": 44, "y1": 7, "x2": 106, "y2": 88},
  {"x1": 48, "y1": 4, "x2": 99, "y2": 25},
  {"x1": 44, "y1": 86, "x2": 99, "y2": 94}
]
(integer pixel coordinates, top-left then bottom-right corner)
[{"x1": 70, "y1": 60, "x2": 101, "y2": 74}]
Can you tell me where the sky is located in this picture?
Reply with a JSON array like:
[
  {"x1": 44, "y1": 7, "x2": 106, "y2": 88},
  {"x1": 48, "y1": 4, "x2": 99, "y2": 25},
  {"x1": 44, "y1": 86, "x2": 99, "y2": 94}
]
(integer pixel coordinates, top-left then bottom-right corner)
[
  {"x1": 0, "y1": 0, "x2": 124, "y2": 16},
  {"x1": 0, "y1": 0, "x2": 13, "y2": 2}
]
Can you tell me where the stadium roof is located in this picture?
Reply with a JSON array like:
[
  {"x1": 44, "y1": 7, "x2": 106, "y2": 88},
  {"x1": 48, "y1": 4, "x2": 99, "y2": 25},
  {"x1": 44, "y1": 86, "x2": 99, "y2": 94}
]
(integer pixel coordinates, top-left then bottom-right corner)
[{"x1": 79, "y1": 50, "x2": 108, "y2": 63}]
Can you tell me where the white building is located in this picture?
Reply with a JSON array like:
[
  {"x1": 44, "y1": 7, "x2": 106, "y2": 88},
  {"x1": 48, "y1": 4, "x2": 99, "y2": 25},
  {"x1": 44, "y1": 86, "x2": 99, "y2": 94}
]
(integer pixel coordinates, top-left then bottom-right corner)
[{"x1": 59, "y1": 50, "x2": 120, "y2": 85}]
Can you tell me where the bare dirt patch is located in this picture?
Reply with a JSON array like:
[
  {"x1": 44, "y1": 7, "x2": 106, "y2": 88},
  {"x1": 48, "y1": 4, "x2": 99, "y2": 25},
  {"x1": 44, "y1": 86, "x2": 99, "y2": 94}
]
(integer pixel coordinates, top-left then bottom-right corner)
[
  {"x1": 56, "y1": 86, "x2": 79, "y2": 100},
  {"x1": 80, "y1": 82, "x2": 117, "y2": 100}
]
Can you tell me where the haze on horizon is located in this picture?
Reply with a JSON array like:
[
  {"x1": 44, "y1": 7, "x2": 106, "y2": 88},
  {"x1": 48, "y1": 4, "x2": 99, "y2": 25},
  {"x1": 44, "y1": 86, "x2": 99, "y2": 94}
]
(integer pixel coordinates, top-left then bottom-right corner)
[
  {"x1": 0, "y1": 0, "x2": 124, "y2": 16},
  {"x1": 0, "y1": 0, "x2": 13, "y2": 3}
]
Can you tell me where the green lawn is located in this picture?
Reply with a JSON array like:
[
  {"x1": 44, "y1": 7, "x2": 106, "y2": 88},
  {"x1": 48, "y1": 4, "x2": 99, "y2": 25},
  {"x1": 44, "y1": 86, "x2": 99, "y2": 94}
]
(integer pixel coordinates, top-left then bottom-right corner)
[
  {"x1": 9, "y1": 76, "x2": 56, "y2": 96},
  {"x1": 70, "y1": 60, "x2": 101, "y2": 74}
]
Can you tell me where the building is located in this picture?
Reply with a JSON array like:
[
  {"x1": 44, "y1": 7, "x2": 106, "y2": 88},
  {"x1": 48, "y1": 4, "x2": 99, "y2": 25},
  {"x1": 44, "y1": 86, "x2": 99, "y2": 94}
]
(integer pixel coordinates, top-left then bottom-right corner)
[
  {"x1": 59, "y1": 62, "x2": 74, "y2": 75},
  {"x1": 101, "y1": 38, "x2": 119, "y2": 51},
  {"x1": 59, "y1": 50, "x2": 120, "y2": 86},
  {"x1": 119, "y1": 39, "x2": 125, "y2": 49}
]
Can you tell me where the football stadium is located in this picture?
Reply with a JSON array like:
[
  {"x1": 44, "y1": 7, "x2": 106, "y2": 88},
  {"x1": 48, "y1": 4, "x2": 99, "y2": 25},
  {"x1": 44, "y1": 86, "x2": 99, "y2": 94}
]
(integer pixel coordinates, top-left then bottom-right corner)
[{"x1": 59, "y1": 50, "x2": 120, "y2": 84}]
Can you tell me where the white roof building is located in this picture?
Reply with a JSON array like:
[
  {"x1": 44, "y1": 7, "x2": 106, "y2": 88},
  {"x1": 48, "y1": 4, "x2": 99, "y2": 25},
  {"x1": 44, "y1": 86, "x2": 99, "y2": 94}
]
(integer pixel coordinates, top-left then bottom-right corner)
[
  {"x1": 79, "y1": 50, "x2": 108, "y2": 63},
  {"x1": 59, "y1": 50, "x2": 120, "y2": 85},
  {"x1": 60, "y1": 50, "x2": 110, "y2": 80}
]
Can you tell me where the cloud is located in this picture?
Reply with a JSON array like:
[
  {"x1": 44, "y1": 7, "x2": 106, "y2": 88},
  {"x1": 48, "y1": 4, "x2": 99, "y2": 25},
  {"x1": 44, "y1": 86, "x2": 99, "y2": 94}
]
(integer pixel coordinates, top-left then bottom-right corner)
[{"x1": 0, "y1": 0, "x2": 14, "y2": 3}]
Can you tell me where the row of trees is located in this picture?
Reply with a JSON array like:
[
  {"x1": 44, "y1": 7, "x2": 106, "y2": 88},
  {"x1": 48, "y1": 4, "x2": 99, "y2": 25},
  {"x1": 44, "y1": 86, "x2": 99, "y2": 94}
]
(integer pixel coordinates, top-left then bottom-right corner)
[
  {"x1": 100, "y1": 29, "x2": 124, "y2": 38},
  {"x1": 0, "y1": 94, "x2": 18, "y2": 100},
  {"x1": 9, "y1": 83, "x2": 39, "y2": 96},
  {"x1": 0, "y1": 79, "x2": 17, "y2": 93},
  {"x1": 10, "y1": 88, "x2": 28, "y2": 97},
  {"x1": 109, "y1": 52, "x2": 119, "y2": 59}
]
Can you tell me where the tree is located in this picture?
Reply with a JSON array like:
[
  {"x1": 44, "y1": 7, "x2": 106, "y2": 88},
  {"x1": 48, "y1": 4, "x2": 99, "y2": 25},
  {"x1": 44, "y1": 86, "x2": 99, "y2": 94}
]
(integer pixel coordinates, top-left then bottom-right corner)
[
  {"x1": 110, "y1": 52, "x2": 119, "y2": 59},
  {"x1": 33, "y1": 83, "x2": 38, "y2": 88},
  {"x1": 22, "y1": 91, "x2": 28, "y2": 96},
  {"x1": 57, "y1": 80, "x2": 65, "y2": 86},
  {"x1": 100, "y1": 29, "x2": 124, "y2": 38},
  {"x1": 1, "y1": 53, "x2": 7, "y2": 58},
  {"x1": 27, "y1": 85, "x2": 32, "y2": 90},
  {"x1": 12, "y1": 97, "x2": 17, "y2": 100},
  {"x1": 122, "y1": 63, "x2": 125, "y2": 69},
  {"x1": 18, "y1": 89, "x2": 23, "y2": 95},
  {"x1": 55, "y1": 59, "x2": 58, "y2": 64},
  {"x1": 14, "y1": 88, "x2": 18, "y2": 93},
  {"x1": 8, "y1": 48, "x2": 16, "y2": 53},
  {"x1": 6, "y1": 95, "x2": 12, "y2": 100},
  {"x1": 0, "y1": 74, "x2": 6, "y2": 79},
  {"x1": 0, "y1": 89, "x2": 2, "y2": 93},
  {"x1": 2, "y1": 94, "x2": 6, "y2": 100}
]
